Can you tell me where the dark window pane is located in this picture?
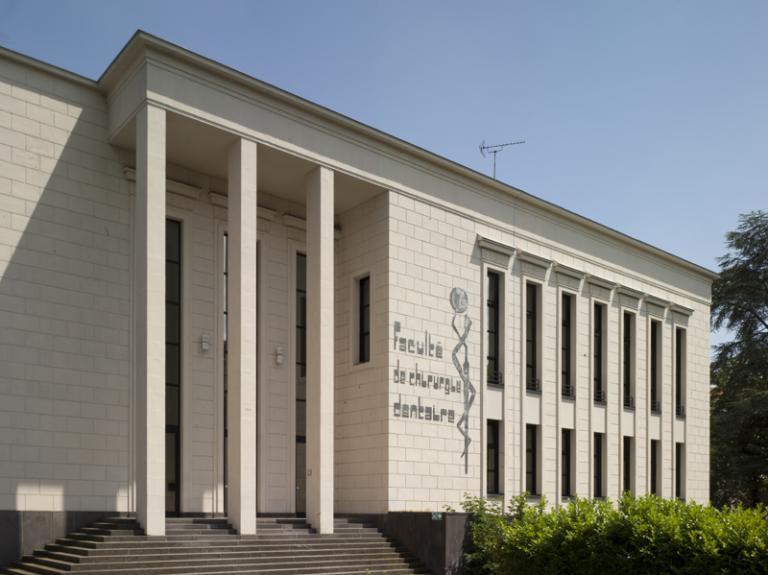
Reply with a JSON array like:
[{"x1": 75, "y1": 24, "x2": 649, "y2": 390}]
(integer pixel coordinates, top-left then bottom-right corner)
[
  {"x1": 623, "y1": 436, "x2": 632, "y2": 493},
  {"x1": 296, "y1": 293, "x2": 306, "y2": 328},
  {"x1": 296, "y1": 399, "x2": 306, "y2": 438},
  {"x1": 296, "y1": 254, "x2": 306, "y2": 290},
  {"x1": 594, "y1": 433, "x2": 603, "y2": 497},
  {"x1": 166, "y1": 385, "x2": 179, "y2": 426},
  {"x1": 358, "y1": 276, "x2": 370, "y2": 364},
  {"x1": 562, "y1": 429, "x2": 572, "y2": 497},
  {"x1": 166, "y1": 304, "x2": 180, "y2": 345},
  {"x1": 650, "y1": 440, "x2": 659, "y2": 495},
  {"x1": 166, "y1": 345, "x2": 180, "y2": 386},
  {"x1": 360, "y1": 334, "x2": 370, "y2": 363},
  {"x1": 487, "y1": 420, "x2": 499, "y2": 494},
  {"x1": 166, "y1": 220, "x2": 180, "y2": 262},
  {"x1": 166, "y1": 433, "x2": 176, "y2": 482},
  {"x1": 526, "y1": 424, "x2": 537, "y2": 495},
  {"x1": 166, "y1": 261, "x2": 180, "y2": 302}
]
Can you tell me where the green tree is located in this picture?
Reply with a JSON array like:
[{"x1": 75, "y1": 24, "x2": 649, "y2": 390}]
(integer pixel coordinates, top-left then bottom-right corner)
[{"x1": 711, "y1": 210, "x2": 768, "y2": 506}]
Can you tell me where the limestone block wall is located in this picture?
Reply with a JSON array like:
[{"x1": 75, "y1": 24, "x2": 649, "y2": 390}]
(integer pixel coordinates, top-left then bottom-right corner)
[
  {"x1": 0, "y1": 56, "x2": 131, "y2": 512},
  {"x1": 386, "y1": 192, "x2": 484, "y2": 510},
  {"x1": 334, "y1": 192, "x2": 390, "y2": 514},
  {"x1": 384, "y1": 187, "x2": 711, "y2": 511}
]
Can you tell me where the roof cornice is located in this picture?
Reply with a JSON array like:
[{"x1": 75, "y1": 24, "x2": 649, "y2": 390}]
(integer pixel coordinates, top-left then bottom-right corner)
[
  {"x1": 0, "y1": 45, "x2": 98, "y2": 90},
  {"x1": 6, "y1": 31, "x2": 719, "y2": 283}
]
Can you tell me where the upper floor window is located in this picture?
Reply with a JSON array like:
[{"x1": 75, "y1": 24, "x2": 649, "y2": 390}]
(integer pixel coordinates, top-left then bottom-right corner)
[
  {"x1": 486, "y1": 271, "x2": 502, "y2": 385},
  {"x1": 593, "y1": 303, "x2": 606, "y2": 404},
  {"x1": 650, "y1": 320, "x2": 661, "y2": 414},
  {"x1": 525, "y1": 283, "x2": 540, "y2": 393},
  {"x1": 675, "y1": 328, "x2": 686, "y2": 418},
  {"x1": 623, "y1": 312, "x2": 635, "y2": 410},
  {"x1": 561, "y1": 293, "x2": 574, "y2": 398}
]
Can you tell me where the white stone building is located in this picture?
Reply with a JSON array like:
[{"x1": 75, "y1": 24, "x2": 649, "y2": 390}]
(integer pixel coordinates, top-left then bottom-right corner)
[{"x1": 0, "y1": 31, "x2": 713, "y2": 566}]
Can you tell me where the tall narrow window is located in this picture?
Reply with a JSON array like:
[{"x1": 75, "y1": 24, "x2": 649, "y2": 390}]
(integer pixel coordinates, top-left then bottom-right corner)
[
  {"x1": 561, "y1": 293, "x2": 574, "y2": 398},
  {"x1": 525, "y1": 424, "x2": 538, "y2": 495},
  {"x1": 650, "y1": 439, "x2": 660, "y2": 495},
  {"x1": 562, "y1": 428, "x2": 572, "y2": 497},
  {"x1": 593, "y1": 303, "x2": 605, "y2": 404},
  {"x1": 594, "y1": 432, "x2": 604, "y2": 498},
  {"x1": 675, "y1": 442, "x2": 685, "y2": 500},
  {"x1": 650, "y1": 320, "x2": 661, "y2": 414},
  {"x1": 357, "y1": 275, "x2": 370, "y2": 364},
  {"x1": 487, "y1": 420, "x2": 500, "y2": 495},
  {"x1": 623, "y1": 436, "x2": 633, "y2": 494},
  {"x1": 222, "y1": 233, "x2": 229, "y2": 510},
  {"x1": 486, "y1": 271, "x2": 501, "y2": 385},
  {"x1": 525, "y1": 283, "x2": 539, "y2": 392},
  {"x1": 295, "y1": 253, "x2": 307, "y2": 513},
  {"x1": 623, "y1": 312, "x2": 634, "y2": 410},
  {"x1": 676, "y1": 328, "x2": 686, "y2": 418},
  {"x1": 165, "y1": 219, "x2": 181, "y2": 515}
]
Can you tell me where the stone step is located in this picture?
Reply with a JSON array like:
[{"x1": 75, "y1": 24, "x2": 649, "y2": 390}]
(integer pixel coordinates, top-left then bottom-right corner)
[
  {"x1": 54, "y1": 533, "x2": 387, "y2": 549},
  {"x1": 26, "y1": 551, "x2": 417, "y2": 572},
  {"x1": 163, "y1": 523, "x2": 233, "y2": 530},
  {"x1": 17, "y1": 556, "x2": 421, "y2": 575},
  {"x1": 45, "y1": 540, "x2": 399, "y2": 557},
  {"x1": 36, "y1": 544, "x2": 407, "y2": 564},
  {"x1": 78, "y1": 529, "x2": 145, "y2": 537},
  {"x1": 5, "y1": 571, "x2": 426, "y2": 575},
  {"x1": 7, "y1": 516, "x2": 429, "y2": 575},
  {"x1": 165, "y1": 520, "x2": 230, "y2": 524}
]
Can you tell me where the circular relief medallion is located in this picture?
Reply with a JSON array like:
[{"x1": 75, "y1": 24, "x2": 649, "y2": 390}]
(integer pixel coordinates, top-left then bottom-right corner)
[{"x1": 449, "y1": 287, "x2": 468, "y2": 313}]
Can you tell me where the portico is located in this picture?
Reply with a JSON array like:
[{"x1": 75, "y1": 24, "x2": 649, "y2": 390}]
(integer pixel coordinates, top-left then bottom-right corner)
[{"x1": 129, "y1": 102, "x2": 340, "y2": 535}]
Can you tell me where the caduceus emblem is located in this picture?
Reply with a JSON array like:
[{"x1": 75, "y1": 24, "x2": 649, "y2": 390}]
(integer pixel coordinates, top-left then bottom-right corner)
[{"x1": 450, "y1": 287, "x2": 474, "y2": 474}]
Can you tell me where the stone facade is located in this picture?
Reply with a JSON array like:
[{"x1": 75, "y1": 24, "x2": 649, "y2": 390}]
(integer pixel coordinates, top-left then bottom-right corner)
[{"x1": 0, "y1": 31, "x2": 712, "y2": 557}]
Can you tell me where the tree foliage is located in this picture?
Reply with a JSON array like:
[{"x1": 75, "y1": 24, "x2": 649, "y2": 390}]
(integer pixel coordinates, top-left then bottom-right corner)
[{"x1": 711, "y1": 210, "x2": 768, "y2": 506}]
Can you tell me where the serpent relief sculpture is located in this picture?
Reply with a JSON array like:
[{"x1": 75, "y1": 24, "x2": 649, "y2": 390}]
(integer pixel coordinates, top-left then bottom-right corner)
[{"x1": 450, "y1": 287, "x2": 474, "y2": 474}]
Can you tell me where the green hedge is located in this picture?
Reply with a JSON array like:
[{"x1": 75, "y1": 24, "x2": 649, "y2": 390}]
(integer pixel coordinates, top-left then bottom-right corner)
[{"x1": 462, "y1": 494, "x2": 768, "y2": 574}]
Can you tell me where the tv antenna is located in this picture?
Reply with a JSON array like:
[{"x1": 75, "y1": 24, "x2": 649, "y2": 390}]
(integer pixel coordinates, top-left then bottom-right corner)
[{"x1": 479, "y1": 139, "x2": 526, "y2": 179}]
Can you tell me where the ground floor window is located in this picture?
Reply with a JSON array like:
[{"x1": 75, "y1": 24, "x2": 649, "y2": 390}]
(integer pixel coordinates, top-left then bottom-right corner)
[
  {"x1": 675, "y1": 442, "x2": 685, "y2": 500},
  {"x1": 594, "y1": 432, "x2": 604, "y2": 498},
  {"x1": 487, "y1": 420, "x2": 501, "y2": 495},
  {"x1": 296, "y1": 253, "x2": 307, "y2": 513},
  {"x1": 623, "y1": 436, "x2": 633, "y2": 494},
  {"x1": 562, "y1": 428, "x2": 572, "y2": 497},
  {"x1": 650, "y1": 439, "x2": 660, "y2": 495},
  {"x1": 526, "y1": 424, "x2": 539, "y2": 495},
  {"x1": 166, "y1": 219, "x2": 181, "y2": 515}
]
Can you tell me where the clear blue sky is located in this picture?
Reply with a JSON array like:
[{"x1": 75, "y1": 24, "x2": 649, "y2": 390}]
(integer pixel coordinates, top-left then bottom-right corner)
[{"x1": 1, "y1": 0, "x2": 765, "y2": 341}]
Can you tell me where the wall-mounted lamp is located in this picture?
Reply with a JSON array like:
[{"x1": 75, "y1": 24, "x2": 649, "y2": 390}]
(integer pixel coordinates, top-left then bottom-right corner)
[
  {"x1": 274, "y1": 345, "x2": 285, "y2": 366},
  {"x1": 200, "y1": 334, "x2": 210, "y2": 353}
]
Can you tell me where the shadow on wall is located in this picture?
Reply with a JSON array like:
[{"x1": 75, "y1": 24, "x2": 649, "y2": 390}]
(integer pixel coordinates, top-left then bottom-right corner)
[{"x1": 0, "y1": 60, "x2": 133, "y2": 566}]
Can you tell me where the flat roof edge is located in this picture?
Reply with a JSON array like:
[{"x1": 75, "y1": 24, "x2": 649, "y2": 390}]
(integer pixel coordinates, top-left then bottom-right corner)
[
  {"x1": 11, "y1": 32, "x2": 720, "y2": 283},
  {"x1": 0, "y1": 45, "x2": 99, "y2": 90}
]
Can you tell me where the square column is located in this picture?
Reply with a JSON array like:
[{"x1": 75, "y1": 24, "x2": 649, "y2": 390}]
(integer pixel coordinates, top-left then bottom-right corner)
[
  {"x1": 134, "y1": 104, "x2": 166, "y2": 536},
  {"x1": 305, "y1": 166, "x2": 335, "y2": 534},
  {"x1": 227, "y1": 138, "x2": 258, "y2": 535}
]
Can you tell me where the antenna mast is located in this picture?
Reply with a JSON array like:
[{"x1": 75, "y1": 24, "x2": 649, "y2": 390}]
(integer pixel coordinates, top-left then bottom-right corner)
[{"x1": 479, "y1": 139, "x2": 526, "y2": 179}]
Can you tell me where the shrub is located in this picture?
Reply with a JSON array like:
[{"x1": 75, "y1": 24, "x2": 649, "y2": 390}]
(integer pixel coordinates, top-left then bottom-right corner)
[{"x1": 462, "y1": 494, "x2": 768, "y2": 574}]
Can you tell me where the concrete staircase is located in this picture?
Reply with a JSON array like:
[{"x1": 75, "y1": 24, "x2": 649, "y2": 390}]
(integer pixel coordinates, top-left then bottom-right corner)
[{"x1": 3, "y1": 516, "x2": 430, "y2": 575}]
